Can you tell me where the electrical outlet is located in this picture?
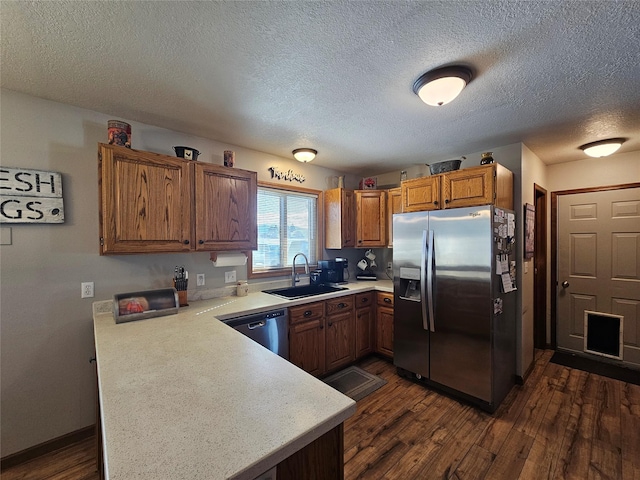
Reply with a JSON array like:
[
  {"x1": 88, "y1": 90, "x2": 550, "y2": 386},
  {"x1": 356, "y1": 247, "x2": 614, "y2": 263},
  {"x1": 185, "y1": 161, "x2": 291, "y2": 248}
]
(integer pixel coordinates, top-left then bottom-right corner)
[
  {"x1": 387, "y1": 262, "x2": 393, "y2": 270},
  {"x1": 224, "y1": 270, "x2": 236, "y2": 284},
  {"x1": 81, "y1": 282, "x2": 94, "y2": 298},
  {"x1": 197, "y1": 273, "x2": 205, "y2": 286}
]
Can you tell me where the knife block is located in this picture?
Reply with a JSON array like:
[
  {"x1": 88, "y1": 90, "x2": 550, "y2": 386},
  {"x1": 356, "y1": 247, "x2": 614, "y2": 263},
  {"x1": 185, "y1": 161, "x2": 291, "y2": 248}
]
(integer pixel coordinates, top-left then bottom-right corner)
[{"x1": 173, "y1": 280, "x2": 189, "y2": 307}]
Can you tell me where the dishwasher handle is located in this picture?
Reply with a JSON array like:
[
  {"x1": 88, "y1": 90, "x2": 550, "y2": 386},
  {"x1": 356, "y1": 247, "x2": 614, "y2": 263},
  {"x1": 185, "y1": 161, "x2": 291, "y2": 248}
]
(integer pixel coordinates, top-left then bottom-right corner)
[{"x1": 248, "y1": 321, "x2": 266, "y2": 330}]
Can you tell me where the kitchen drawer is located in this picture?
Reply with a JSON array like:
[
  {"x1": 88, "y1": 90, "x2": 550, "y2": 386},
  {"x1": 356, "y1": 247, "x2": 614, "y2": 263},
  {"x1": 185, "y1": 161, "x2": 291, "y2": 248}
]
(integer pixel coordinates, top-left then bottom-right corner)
[
  {"x1": 377, "y1": 292, "x2": 394, "y2": 307},
  {"x1": 325, "y1": 295, "x2": 354, "y2": 316},
  {"x1": 355, "y1": 292, "x2": 374, "y2": 309},
  {"x1": 289, "y1": 301, "x2": 324, "y2": 325}
]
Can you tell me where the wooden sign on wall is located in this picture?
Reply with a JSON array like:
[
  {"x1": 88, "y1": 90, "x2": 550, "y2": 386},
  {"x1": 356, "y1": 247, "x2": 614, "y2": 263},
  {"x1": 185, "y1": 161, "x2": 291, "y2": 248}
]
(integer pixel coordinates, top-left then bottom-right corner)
[{"x1": 0, "y1": 167, "x2": 65, "y2": 223}]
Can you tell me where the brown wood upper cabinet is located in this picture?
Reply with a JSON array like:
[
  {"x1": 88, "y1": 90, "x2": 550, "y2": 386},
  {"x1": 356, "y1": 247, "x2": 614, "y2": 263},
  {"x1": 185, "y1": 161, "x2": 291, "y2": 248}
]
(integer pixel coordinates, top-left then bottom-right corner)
[
  {"x1": 324, "y1": 188, "x2": 356, "y2": 249},
  {"x1": 386, "y1": 187, "x2": 402, "y2": 247},
  {"x1": 401, "y1": 164, "x2": 513, "y2": 213},
  {"x1": 193, "y1": 163, "x2": 257, "y2": 251},
  {"x1": 401, "y1": 175, "x2": 441, "y2": 212},
  {"x1": 355, "y1": 190, "x2": 386, "y2": 248},
  {"x1": 99, "y1": 143, "x2": 257, "y2": 254},
  {"x1": 442, "y1": 163, "x2": 513, "y2": 209}
]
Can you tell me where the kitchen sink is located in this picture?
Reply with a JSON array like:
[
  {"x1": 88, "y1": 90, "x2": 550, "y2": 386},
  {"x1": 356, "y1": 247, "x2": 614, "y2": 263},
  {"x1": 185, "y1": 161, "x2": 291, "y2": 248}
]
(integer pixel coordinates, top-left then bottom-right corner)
[{"x1": 263, "y1": 284, "x2": 348, "y2": 299}]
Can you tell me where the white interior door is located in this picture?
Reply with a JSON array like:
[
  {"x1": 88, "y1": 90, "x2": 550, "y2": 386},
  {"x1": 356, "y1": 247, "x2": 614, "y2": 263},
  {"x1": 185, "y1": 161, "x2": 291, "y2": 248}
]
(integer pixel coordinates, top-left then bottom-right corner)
[{"x1": 557, "y1": 187, "x2": 640, "y2": 366}]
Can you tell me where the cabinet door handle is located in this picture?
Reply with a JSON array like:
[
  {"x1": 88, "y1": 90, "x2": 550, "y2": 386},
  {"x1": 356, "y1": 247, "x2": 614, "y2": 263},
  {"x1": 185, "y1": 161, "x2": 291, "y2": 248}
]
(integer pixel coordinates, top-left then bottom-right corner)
[
  {"x1": 361, "y1": 298, "x2": 368, "y2": 303},
  {"x1": 338, "y1": 302, "x2": 346, "y2": 309},
  {"x1": 328, "y1": 322, "x2": 333, "y2": 327},
  {"x1": 445, "y1": 199, "x2": 450, "y2": 204},
  {"x1": 304, "y1": 310, "x2": 313, "y2": 317},
  {"x1": 384, "y1": 297, "x2": 392, "y2": 304},
  {"x1": 198, "y1": 240, "x2": 204, "y2": 245},
  {"x1": 319, "y1": 324, "x2": 324, "y2": 330},
  {"x1": 433, "y1": 200, "x2": 438, "y2": 206},
  {"x1": 183, "y1": 240, "x2": 190, "y2": 245}
]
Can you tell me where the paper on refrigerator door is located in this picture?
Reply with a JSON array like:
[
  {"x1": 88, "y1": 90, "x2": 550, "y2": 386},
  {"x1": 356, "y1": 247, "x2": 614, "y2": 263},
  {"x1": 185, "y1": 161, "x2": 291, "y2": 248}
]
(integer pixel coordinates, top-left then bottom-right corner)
[
  {"x1": 501, "y1": 273, "x2": 516, "y2": 293},
  {"x1": 496, "y1": 255, "x2": 509, "y2": 275}
]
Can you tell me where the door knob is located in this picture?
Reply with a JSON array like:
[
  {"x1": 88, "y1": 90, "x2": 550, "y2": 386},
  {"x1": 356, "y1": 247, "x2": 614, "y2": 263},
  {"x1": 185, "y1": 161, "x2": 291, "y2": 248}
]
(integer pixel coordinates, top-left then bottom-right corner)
[{"x1": 562, "y1": 281, "x2": 570, "y2": 289}]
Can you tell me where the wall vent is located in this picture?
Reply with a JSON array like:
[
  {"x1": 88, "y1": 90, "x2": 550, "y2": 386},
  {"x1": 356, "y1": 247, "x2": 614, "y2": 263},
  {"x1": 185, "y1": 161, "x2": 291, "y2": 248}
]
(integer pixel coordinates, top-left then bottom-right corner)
[{"x1": 583, "y1": 311, "x2": 624, "y2": 360}]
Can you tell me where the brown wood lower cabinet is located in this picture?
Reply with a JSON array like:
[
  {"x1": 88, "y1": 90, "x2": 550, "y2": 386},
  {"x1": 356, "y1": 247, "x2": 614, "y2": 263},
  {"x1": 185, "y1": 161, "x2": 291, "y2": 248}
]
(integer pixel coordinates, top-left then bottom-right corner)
[
  {"x1": 355, "y1": 292, "x2": 374, "y2": 359},
  {"x1": 289, "y1": 301, "x2": 326, "y2": 377},
  {"x1": 325, "y1": 295, "x2": 355, "y2": 372},
  {"x1": 325, "y1": 310, "x2": 355, "y2": 372},
  {"x1": 277, "y1": 424, "x2": 344, "y2": 480},
  {"x1": 289, "y1": 292, "x2": 394, "y2": 374},
  {"x1": 289, "y1": 317, "x2": 326, "y2": 377},
  {"x1": 375, "y1": 292, "x2": 394, "y2": 358},
  {"x1": 289, "y1": 296, "x2": 356, "y2": 376}
]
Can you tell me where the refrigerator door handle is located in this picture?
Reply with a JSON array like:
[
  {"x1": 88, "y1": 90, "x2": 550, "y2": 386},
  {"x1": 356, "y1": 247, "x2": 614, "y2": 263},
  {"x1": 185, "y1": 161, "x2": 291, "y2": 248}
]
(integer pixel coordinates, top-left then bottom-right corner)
[
  {"x1": 426, "y1": 230, "x2": 435, "y2": 332},
  {"x1": 420, "y1": 229, "x2": 429, "y2": 331}
]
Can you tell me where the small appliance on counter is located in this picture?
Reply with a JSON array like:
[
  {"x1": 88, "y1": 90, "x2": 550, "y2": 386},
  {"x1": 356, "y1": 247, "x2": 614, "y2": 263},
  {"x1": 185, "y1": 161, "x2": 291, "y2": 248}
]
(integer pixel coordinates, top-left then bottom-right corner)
[
  {"x1": 316, "y1": 258, "x2": 348, "y2": 284},
  {"x1": 113, "y1": 288, "x2": 179, "y2": 324}
]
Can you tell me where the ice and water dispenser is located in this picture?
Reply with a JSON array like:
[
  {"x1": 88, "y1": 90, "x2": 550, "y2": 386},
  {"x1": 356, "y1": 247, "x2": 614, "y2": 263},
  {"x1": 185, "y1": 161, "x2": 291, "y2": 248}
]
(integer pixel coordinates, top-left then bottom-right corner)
[{"x1": 398, "y1": 267, "x2": 422, "y2": 301}]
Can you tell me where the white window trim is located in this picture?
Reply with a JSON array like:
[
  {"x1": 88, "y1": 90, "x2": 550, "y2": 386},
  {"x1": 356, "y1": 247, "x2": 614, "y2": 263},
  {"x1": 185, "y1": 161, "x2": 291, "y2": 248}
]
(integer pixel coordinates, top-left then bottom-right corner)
[{"x1": 248, "y1": 181, "x2": 324, "y2": 279}]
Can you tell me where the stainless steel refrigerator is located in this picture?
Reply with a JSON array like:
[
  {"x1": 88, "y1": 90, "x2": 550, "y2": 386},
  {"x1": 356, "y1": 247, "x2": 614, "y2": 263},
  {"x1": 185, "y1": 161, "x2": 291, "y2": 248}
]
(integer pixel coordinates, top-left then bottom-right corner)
[{"x1": 393, "y1": 205, "x2": 516, "y2": 412}]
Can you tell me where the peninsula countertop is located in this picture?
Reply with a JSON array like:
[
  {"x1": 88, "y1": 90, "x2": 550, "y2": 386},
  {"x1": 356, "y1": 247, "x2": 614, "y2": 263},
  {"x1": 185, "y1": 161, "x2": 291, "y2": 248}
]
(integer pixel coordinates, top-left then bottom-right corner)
[{"x1": 93, "y1": 281, "x2": 392, "y2": 479}]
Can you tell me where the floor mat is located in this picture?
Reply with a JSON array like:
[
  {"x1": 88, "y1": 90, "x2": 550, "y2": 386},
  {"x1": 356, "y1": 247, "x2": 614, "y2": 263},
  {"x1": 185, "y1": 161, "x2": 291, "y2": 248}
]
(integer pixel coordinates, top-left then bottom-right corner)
[
  {"x1": 550, "y1": 351, "x2": 640, "y2": 386},
  {"x1": 323, "y1": 365, "x2": 387, "y2": 401}
]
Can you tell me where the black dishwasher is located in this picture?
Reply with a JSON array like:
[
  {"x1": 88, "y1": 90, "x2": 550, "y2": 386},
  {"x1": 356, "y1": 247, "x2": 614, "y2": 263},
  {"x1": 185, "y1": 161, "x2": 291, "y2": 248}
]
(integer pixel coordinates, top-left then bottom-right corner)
[{"x1": 222, "y1": 309, "x2": 289, "y2": 360}]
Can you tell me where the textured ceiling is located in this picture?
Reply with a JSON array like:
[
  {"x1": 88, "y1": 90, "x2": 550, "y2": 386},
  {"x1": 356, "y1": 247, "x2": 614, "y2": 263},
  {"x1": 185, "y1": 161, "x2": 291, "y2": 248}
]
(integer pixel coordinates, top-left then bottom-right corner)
[{"x1": 2, "y1": 1, "x2": 639, "y2": 174}]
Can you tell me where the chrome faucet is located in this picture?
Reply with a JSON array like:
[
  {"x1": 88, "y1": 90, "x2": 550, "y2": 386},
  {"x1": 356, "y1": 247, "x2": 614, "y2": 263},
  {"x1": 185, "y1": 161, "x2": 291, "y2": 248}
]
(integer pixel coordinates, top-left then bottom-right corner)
[{"x1": 291, "y1": 253, "x2": 310, "y2": 287}]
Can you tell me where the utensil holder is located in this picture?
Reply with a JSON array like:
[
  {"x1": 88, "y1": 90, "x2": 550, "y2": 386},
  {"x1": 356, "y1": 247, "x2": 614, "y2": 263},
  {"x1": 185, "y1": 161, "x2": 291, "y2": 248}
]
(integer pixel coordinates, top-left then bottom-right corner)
[{"x1": 173, "y1": 280, "x2": 189, "y2": 307}]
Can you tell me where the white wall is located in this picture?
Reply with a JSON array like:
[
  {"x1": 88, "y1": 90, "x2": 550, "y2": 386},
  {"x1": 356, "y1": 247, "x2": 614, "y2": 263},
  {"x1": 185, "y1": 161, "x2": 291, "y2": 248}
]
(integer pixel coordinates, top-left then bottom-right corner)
[
  {"x1": 546, "y1": 150, "x2": 640, "y2": 192},
  {"x1": 520, "y1": 145, "x2": 548, "y2": 365},
  {"x1": 0, "y1": 89, "x2": 349, "y2": 456}
]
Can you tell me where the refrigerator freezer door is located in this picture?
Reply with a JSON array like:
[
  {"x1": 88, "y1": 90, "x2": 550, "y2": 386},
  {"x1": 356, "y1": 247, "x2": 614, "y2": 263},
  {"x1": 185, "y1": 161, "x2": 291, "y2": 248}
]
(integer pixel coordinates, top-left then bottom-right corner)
[
  {"x1": 428, "y1": 206, "x2": 493, "y2": 402},
  {"x1": 393, "y1": 211, "x2": 430, "y2": 379}
]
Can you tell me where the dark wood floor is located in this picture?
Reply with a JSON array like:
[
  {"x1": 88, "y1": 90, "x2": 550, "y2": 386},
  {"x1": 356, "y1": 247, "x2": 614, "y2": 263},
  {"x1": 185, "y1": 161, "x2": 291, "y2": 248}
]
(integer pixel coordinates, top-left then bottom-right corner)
[
  {"x1": 345, "y1": 350, "x2": 640, "y2": 479},
  {"x1": 3, "y1": 350, "x2": 639, "y2": 479}
]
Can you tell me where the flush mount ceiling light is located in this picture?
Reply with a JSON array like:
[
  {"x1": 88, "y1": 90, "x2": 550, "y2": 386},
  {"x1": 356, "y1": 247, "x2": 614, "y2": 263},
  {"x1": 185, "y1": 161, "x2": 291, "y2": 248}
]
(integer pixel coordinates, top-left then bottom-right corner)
[
  {"x1": 579, "y1": 138, "x2": 625, "y2": 157},
  {"x1": 413, "y1": 65, "x2": 473, "y2": 106},
  {"x1": 292, "y1": 148, "x2": 317, "y2": 163}
]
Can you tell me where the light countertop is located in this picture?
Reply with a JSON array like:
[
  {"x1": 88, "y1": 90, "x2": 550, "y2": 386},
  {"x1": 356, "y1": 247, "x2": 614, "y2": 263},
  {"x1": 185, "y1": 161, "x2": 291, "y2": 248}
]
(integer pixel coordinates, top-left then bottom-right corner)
[{"x1": 94, "y1": 280, "x2": 392, "y2": 479}]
